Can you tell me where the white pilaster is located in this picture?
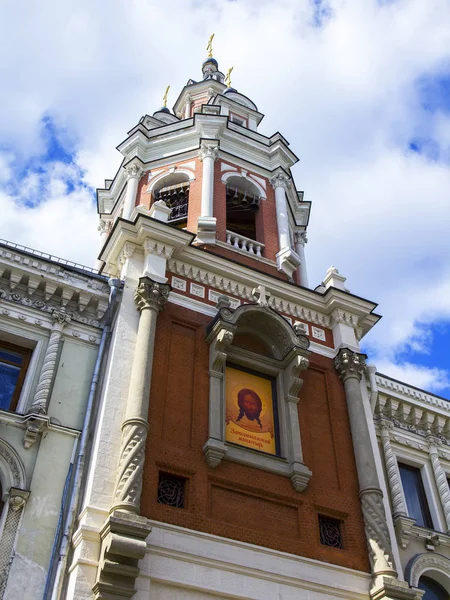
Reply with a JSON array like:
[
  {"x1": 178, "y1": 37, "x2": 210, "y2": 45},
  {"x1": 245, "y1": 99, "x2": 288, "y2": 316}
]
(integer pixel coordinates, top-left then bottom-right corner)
[
  {"x1": 123, "y1": 165, "x2": 144, "y2": 220},
  {"x1": 184, "y1": 94, "x2": 192, "y2": 119},
  {"x1": 379, "y1": 420, "x2": 408, "y2": 518},
  {"x1": 196, "y1": 141, "x2": 218, "y2": 244},
  {"x1": 294, "y1": 231, "x2": 309, "y2": 287},
  {"x1": 270, "y1": 173, "x2": 300, "y2": 279}
]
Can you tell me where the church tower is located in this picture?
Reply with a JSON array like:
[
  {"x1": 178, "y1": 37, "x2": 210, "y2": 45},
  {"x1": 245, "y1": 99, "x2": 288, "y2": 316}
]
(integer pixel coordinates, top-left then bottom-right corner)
[{"x1": 65, "y1": 44, "x2": 421, "y2": 600}]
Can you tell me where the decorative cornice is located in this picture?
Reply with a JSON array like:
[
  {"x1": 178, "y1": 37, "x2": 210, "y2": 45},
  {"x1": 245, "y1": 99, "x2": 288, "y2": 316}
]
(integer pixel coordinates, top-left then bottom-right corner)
[
  {"x1": 116, "y1": 241, "x2": 139, "y2": 272},
  {"x1": 143, "y1": 238, "x2": 175, "y2": 260},
  {"x1": 334, "y1": 348, "x2": 366, "y2": 381},
  {"x1": 134, "y1": 278, "x2": 170, "y2": 313}
]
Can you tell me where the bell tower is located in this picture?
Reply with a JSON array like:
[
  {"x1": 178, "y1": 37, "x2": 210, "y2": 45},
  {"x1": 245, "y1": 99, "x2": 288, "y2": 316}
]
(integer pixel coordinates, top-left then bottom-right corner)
[
  {"x1": 96, "y1": 48, "x2": 311, "y2": 284},
  {"x1": 64, "y1": 42, "x2": 418, "y2": 600}
]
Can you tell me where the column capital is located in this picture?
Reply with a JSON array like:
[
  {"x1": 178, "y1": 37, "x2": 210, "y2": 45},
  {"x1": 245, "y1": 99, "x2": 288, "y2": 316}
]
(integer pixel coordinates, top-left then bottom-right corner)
[
  {"x1": 199, "y1": 141, "x2": 219, "y2": 162},
  {"x1": 294, "y1": 231, "x2": 308, "y2": 245},
  {"x1": 334, "y1": 347, "x2": 366, "y2": 381},
  {"x1": 50, "y1": 307, "x2": 72, "y2": 329},
  {"x1": 270, "y1": 172, "x2": 290, "y2": 190},
  {"x1": 97, "y1": 218, "x2": 112, "y2": 235},
  {"x1": 125, "y1": 163, "x2": 144, "y2": 180},
  {"x1": 135, "y1": 277, "x2": 170, "y2": 312}
]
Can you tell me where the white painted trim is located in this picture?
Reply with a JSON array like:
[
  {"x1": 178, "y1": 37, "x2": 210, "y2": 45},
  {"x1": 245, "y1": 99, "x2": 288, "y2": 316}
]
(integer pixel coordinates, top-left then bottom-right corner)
[
  {"x1": 147, "y1": 167, "x2": 195, "y2": 193},
  {"x1": 168, "y1": 291, "x2": 217, "y2": 317},
  {"x1": 141, "y1": 521, "x2": 371, "y2": 600},
  {"x1": 16, "y1": 339, "x2": 43, "y2": 414},
  {"x1": 216, "y1": 240, "x2": 275, "y2": 266}
]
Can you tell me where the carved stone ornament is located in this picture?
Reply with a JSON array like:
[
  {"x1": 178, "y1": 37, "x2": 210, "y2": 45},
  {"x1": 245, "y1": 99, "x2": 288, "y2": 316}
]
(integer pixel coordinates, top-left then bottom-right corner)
[
  {"x1": 408, "y1": 552, "x2": 450, "y2": 588},
  {"x1": 251, "y1": 285, "x2": 271, "y2": 307},
  {"x1": 134, "y1": 278, "x2": 171, "y2": 313},
  {"x1": 125, "y1": 163, "x2": 144, "y2": 180},
  {"x1": 113, "y1": 420, "x2": 148, "y2": 511},
  {"x1": 23, "y1": 417, "x2": 47, "y2": 449},
  {"x1": 334, "y1": 348, "x2": 366, "y2": 381},
  {"x1": 294, "y1": 231, "x2": 308, "y2": 246},
  {"x1": 198, "y1": 141, "x2": 219, "y2": 162},
  {"x1": 394, "y1": 514, "x2": 416, "y2": 550},
  {"x1": 9, "y1": 492, "x2": 27, "y2": 512},
  {"x1": 360, "y1": 489, "x2": 397, "y2": 578},
  {"x1": 270, "y1": 172, "x2": 290, "y2": 190}
]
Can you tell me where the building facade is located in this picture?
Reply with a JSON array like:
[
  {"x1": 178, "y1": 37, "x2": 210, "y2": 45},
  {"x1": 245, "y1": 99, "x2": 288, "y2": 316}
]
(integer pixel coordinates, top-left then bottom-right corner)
[
  {"x1": 0, "y1": 241, "x2": 111, "y2": 600},
  {"x1": 1, "y1": 52, "x2": 449, "y2": 600}
]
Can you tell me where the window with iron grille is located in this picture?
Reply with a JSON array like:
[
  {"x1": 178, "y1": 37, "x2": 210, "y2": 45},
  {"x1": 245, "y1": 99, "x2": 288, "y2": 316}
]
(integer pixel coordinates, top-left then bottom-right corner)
[
  {"x1": 319, "y1": 515, "x2": 343, "y2": 549},
  {"x1": 157, "y1": 472, "x2": 186, "y2": 508}
]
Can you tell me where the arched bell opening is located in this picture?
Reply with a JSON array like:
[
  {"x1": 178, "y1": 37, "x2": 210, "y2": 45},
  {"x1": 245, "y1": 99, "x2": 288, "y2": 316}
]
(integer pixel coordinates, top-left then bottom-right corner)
[
  {"x1": 152, "y1": 172, "x2": 191, "y2": 227},
  {"x1": 225, "y1": 176, "x2": 263, "y2": 256}
]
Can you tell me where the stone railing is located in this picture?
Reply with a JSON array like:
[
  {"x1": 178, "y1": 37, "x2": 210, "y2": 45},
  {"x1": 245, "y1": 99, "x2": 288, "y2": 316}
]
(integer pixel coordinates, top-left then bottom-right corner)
[{"x1": 226, "y1": 230, "x2": 264, "y2": 257}]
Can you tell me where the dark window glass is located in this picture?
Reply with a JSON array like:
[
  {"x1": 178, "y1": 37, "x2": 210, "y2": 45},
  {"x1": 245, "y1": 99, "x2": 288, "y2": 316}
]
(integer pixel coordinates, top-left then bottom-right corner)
[
  {"x1": 0, "y1": 343, "x2": 31, "y2": 411},
  {"x1": 418, "y1": 576, "x2": 448, "y2": 600},
  {"x1": 319, "y1": 515, "x2": 343, "y2": 549},
  {"x1": 399, "y1": 463, "x2": 433, "y2": 528},
  {"x1": 157, "y1": 473, "x2": 186, "y2": 509}
]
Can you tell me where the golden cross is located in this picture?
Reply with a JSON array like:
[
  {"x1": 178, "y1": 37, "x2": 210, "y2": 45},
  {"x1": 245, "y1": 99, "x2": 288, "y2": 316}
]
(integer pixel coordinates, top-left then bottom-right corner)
[
  {"x1": 206, "y1": 33, "x2": 215, "y2": 58},
  {"x1": 225, "y1": 67, "x2": 234, "y2": 88},
  {"x1": 162, "y1": 85, "x2": 170, "y2": 107}
]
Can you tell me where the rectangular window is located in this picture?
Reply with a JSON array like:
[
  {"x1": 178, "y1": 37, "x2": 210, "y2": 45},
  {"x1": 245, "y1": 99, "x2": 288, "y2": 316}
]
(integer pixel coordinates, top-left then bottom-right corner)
[
  {"x1": 229, "y1": 112, "x2": 247, "y2": 128},
  {"x1": 157, "y1": 472, "x2": 186, "y2": 509},
  {"x1": 399, "y1": 463, "x2": 433, "y2": 528},
  {"x1": 0, "y1": 342, "x2": 31, "y2": 411},
  {"x1": 225, "y1": 365, "x2": 280, "y2": 456},
  {"x1": 319, "y1": 515, "x2": 343, "y2": 549}
]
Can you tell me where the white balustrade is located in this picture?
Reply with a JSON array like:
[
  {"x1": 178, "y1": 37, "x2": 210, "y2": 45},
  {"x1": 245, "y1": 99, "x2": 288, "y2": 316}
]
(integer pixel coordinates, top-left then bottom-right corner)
[{"x1": 226, "y1": 230, "x2": 264, "y2": 257}]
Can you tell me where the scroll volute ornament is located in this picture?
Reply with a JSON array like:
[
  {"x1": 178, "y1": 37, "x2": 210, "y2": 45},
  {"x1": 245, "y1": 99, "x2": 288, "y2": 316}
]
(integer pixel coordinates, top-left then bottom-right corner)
[
  {"x1": 210, "y1": 326, "x2": 235, "y2": 372},
  {"x1": 134, "y1": 278, "x2": 170, "y2": 312},
  {"x1": 334, "y1": 348, "x2": 366, "y2": 381}
]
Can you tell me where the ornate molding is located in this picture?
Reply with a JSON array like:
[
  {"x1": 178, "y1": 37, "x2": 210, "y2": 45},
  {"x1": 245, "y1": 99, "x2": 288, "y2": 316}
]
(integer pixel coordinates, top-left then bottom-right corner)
[
  {"x1": 408, "y1": 552, "x2": 450, "y2": 588},
  {"x1": 143, "y1": 238, "x2": 175, "y2": 260},
  {"x1": 116, "y1": 241, "x2": 138, "y2": 272},
  {"x1": 335, "y1": 348, "x2": 366, "y2": 381},
  {"x1": 199, "y1": 142, "x2": 219, "y2": 162},
  {"x1": 0, "y1": 441, "x2": 25, "y2": 488},
  {"x1": 270, "y1": 172, "x2": 290, "y2": 190},
  {"x1": 134, "y1": 278, "x2": 170, "y2": 313}
]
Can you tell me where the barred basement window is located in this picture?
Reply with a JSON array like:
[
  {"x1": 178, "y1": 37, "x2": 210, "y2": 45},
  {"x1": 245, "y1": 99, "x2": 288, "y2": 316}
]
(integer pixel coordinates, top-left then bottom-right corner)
[
  {"x1": 157, "y1": 473, "x2": 186, "y2": 508},
  {"x1": 319, "y1": 515, "x2": 343, "y2": 549}
]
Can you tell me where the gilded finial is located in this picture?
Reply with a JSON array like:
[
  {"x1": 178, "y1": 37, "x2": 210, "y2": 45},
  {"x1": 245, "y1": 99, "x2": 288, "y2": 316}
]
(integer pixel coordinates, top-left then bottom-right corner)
[
  {"x1": 162, "y1": 85, "x2": 170, "y2": 108},
  {"x1": 225, "y1": 67, "x2": 234, "y2": 88},
  {"x1": 206, "y1": 33, "x2": 215, "y2": 58}
]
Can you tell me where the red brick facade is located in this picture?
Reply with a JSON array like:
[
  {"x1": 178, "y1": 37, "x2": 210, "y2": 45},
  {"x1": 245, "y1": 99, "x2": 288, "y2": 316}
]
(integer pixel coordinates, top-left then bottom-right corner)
[{"x1": 141, "y1": 302, "x2": 370, "y2": 574}]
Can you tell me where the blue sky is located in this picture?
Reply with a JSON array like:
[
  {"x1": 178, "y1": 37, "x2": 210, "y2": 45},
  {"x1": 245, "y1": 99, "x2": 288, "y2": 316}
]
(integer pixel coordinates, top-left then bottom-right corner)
[{"x1": 1, "y1": 0, "x2": 449, "y2": 396}]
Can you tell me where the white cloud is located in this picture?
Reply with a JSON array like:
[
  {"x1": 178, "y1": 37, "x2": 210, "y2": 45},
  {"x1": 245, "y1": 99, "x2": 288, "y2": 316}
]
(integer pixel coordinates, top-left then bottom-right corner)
[
  {"x1": 375, "y1": 360, "x2": 450, "y2": 393},
  {"x1": 1, "y1": 0, "x2": 450, "y2": 391}
]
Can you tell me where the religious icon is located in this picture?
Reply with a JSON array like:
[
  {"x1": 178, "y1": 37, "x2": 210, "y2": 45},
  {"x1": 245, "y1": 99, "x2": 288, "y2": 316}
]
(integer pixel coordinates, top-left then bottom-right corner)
[{"x1": 225, "y1": 366, "x2": 278, "y2": 455}]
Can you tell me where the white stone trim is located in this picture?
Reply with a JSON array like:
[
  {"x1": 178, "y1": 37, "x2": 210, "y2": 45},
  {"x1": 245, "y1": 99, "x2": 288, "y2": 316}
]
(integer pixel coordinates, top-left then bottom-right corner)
[
  {"x1": 140, "y1": 521, "x2": 371, "y2": 600},
  {"x1": 146, "y1": 167, "x2": 195, "y2": 194}
]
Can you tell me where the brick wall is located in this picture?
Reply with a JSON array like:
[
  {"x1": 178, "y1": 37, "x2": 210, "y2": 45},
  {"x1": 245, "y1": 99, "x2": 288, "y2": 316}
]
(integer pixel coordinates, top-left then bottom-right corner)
[{"x1": 141, "y1": 302, "x2": 370, "y2": 574}]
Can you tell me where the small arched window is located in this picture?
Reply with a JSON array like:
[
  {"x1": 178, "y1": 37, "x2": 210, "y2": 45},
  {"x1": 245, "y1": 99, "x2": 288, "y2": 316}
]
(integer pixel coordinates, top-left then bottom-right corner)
[
  {"x1": 418, "y1": 576, "x2": 448, "y2": 600},
  {"x1": 153, "y1": 173, "x2": 191, "y2": 225}
]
